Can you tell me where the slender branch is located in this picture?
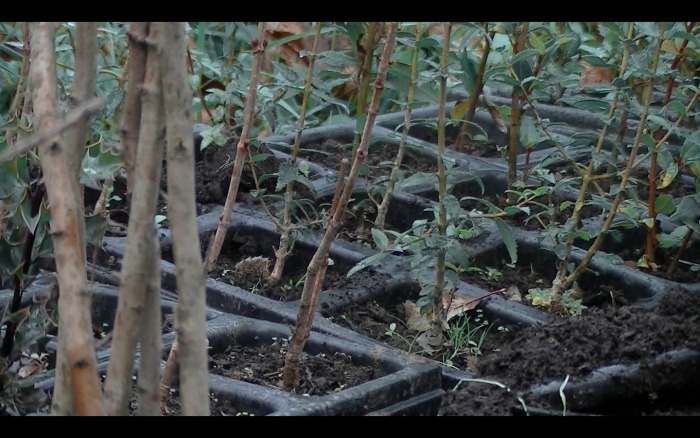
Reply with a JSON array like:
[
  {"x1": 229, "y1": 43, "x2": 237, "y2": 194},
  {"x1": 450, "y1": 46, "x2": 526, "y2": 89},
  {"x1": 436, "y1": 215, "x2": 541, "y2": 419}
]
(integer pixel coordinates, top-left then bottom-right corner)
[
  {"x1": 282, "y1": 22, "x2": 398, "y2": 391},
  {"x1": 645, "y1": 23, "x2": 693, "y2": 263},
  {"x1": 454, "y1": 23, "x2": 493, "y2": 152},
  {"x1": 352, "y1": 22, "x2": 381, "y2": 153},
  {"x1": 268, "y1": 22, "x2": 322, "y2": 286},
  {"x1": 376, "y1": 25, "x2": 421, "y2": 230},
  {"x1": 0, "y1": 96, "x2": 104, "y2": 164},
  {"x1": 507, "y1": 22, "x2": 529, "y2": 193},
  {"x1": 120, "y1": 22, "x2": 149, "y2": 196},
  {"x1": 203, "y1": 22, "x2": 266, "y2": 275},
  {"x1": 103, "y1": 21, "x2": 165, "y2": 416},
  {"x1": 137, "y1": 233, "x2": 163, "y2": 416},
  {"x1": 554, "y1": 22, "x2": 668, "y2": 295},
  {"x1": 433, "y1": 21, "x2": 453, "y2": 336}
]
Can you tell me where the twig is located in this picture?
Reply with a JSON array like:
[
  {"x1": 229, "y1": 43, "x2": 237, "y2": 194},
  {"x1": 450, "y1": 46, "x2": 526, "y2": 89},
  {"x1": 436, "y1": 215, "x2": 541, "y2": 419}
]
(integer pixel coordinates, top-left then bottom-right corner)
[
  {"x1": 203, "y1": 22, "x2": 266, "y2": 275},
  {"x1": 0, "y1": 96, "x2": 104, "y2": 164}
]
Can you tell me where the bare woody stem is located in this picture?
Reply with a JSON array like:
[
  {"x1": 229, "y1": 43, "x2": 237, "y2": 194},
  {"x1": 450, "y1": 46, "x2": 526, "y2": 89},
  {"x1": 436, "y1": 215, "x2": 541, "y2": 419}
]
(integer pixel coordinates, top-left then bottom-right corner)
[
  {"x1": 120, "y1": 22, "x2": 149, "y2": 196},
  {"x1": 554, "y1": 23, "x2": 673, "y2": 296},
  {"x1": 268, "y1": 22, "x2": 322, "y2": 286},
  {"x1": 31, "y1": 21, "x2": 104, "y2": 416},
  {"x1": 282, "y1": 22, "x2": 398, "y2": 391},
  {"x1": 103, "y1": 22, "x2": 164, "y2": 416},
  {"x1": 375, "y1": 24, "x2": 421, "y2": 230},
  {"x1": 454, "y1": 23, "x2": 493, "y2": 152},
  {"x1": 553, "y1": 22, "x2": 635, "y2": 283},
  {"x1": 667, "y1": 228, "x2": 694, "y2": 276},
  {"x1": 159, "y1": 21, "x2": 210, "y2": 417},
  {"x1": 203, "y1": 22, "x2": 266, "y2": 275},
  {"x1": 507, "y1": 22, "x2": 529, "y2": 193},
  {"x1": 433, "y1": 22, "x2": 452, "y2": 334},
  {"x1": 645, "y1": 22, "x2": 695, "y2": 263},
  {"x1": 352, "y1": 22, "x2": 381, "y2": 152},
  {"x1": 137, "y1": 234, "x2": 163, "y2": 416}
]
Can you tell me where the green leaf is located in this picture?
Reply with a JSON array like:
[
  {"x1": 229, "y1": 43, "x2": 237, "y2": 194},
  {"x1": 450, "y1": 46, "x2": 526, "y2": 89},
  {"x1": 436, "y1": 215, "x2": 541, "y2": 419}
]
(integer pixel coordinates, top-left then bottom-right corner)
[
  {"x1": 658, "y1": 162, "x2": 679, "y2": 189},
  {"x1": 655, "y1": 194, "x2": 675, "y2": 215},
  {"x1": 518, "y1": 115, "x2": 539, "y2": 148},
  {"x1": 666, "y1": 100, "x2": 687, "y2": 118},
  {"x1": 559, "y1": 201, "x2": 574, "y2": 212},
  {"x1": 461, "y1": 196, "x2": 500, "y2": 213},
  {"x1": 460, "y1": 50, "x2": 478, "y2": 93},
  {"x1": 646, "y1": 114, "x2": 673, "y2": 132},
  {"x1": 530, "y1": 32, "x2": 545, "y2": 55},
  {"x1": 275, "y1": 162, "x2": 298, "y2": 192},
  {"x1": 494, "y1": 218, "x2": 517, "y2": 264},
  {"x1": 249, "y1": 153, "x2": 273, "y2": 164},
  {"x1": 510, "y1": 49, "x2": 539, "y2": 68},
  {"x1": 347, "y1": 252, "x2": 388, "y2": 278},
  {"x1": 442, "y1": 194, "x2": 461, "y2": 221},
  {"x1": 503, "y1": 206, "x2": 523, "y2": 216},
  {"x1": 597, "y1": 252, "x2": 624, "y2": 265},
  {"x1": 399, "y1": 172, "x2": 435, "y2": 189},
  {"x1": 371, "y1": 228, "x2": 389, "y2": 250}
]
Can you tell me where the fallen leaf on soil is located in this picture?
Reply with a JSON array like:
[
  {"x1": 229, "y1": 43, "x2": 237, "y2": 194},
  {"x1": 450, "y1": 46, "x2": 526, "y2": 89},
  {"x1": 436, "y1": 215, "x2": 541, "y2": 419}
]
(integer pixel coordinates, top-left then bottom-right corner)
[
  {"x1": 504, "y1": 285, "x2": 521, "y2": 302},
  {"x1": 415, "y1": 330, "x2": 443, "y2": 353},
  {"x1": 445, "y1": 295, "x2": 480, "y2": 321},
  {"x1": 403, "y1": 301, "x2": 431, "y2": 332},
  {"x1": 18, "y1": 353, "x2": 48, "y2": 378}
]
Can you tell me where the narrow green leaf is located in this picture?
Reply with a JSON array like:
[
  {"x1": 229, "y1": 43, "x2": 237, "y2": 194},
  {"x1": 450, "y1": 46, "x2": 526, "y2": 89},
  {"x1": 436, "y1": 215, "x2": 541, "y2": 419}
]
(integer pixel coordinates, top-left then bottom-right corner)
[
  {"x1": 494, "y1": 218, "x2": 517, "y2": 264},
  {"x1": 347, "y1": 252, "x2": 388, "y2": 277},
  {"x1": 371, "y1": 228, "x2": 389, "y2": 250}
]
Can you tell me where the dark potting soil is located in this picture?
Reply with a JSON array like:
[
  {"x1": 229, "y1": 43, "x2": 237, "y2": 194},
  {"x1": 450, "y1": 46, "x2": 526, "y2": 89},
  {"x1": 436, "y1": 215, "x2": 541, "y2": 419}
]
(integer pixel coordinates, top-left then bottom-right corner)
[
  {"x1": 117, "y1": 378, "x2": 248, "y2": 416},
  {"x1": 439, "y1": 288, "x2": 700, "y2": 415},
  {"x1": 208, "y1": 339, "x2": 387, "y2": 396},
  {"x1": 323, "y1": 294, "x2": 520, "y2": 373},
  {"x1": 461, "y1": 247, "x2": 629, "y2": 314},
  {"x1": 100, "y1": 138, "x2": 315, "y2": 234},
  {"x1": 297, "y1": 139, "x2": 439, "y2": 180},
  {"x1": 204, "y1": 231, "x2": 388, "y2": 302}
]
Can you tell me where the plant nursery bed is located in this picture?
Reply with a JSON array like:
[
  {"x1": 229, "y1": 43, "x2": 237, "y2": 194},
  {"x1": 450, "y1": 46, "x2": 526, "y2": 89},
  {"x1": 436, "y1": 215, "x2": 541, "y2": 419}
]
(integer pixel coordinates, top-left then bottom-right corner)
[
  {"x1": 438, "y1": 287, "x2": 700, "y2": 416},
  {"x1": 203, "y1": 314, "x2": 444, "y2": 415},
  {"x1": 461, "y1": 239, "x2": 659, "y2": 315},
  {"x1": 161, "y1": 227, "x2": 388, "y2": 303},
  {"x1": 322, "y1": 287, "x2": 520, "y2": 374}
]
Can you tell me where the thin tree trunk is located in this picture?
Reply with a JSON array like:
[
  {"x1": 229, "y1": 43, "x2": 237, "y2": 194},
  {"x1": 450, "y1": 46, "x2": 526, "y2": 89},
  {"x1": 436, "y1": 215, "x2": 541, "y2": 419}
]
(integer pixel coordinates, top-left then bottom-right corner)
[
  {"x1": 157, "y1": 22, "x2": 209, "y2": 416},
  {"x1": 103, "y1": 22, "x2": 165, "y2": 416},
  {"x1": 137, "y1": 235, "x2": 163, "y2": 416},
  {"x1": 203, "y1": 22, "x2": 266, "y2": 275},
  {"x1": 268, "y1": 22, "x2": 322, "y2": 285},
  {"x1": 120, "y1": 22, "x2": 149, "y2": 196},
  {"x1": 30, "y1": 21, "x2": 104, "y2": 416},
  {"x1": 282, "y1": 22, "x2": 398, "y2": 391}
]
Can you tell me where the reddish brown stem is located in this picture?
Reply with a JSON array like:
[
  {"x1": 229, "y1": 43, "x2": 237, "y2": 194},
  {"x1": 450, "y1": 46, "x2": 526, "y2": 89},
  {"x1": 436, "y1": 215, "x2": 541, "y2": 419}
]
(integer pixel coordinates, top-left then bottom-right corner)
[
  {"x1": 667, "y1": 228, "x2": 694, "y2": 276},
  {"x1": 645, "y1": 24, "x2": 694, "y2": 263}
]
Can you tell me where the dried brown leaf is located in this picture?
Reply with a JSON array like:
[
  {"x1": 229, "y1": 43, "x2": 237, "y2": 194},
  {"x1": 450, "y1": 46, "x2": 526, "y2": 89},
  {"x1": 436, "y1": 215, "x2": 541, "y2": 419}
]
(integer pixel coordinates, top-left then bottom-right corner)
[
  {"x1": 483, "y1": 96, "x2": 508, "y2": 134},
  {"x1": 505, "y1": 285, "x2": 521, "y2": 302},
  {"x1": 445, "y1": 295, "x2": 479, "y2": 321},
  {"x1": 402, "y1": 300, "x2": 431, "y2": 332},
  {"x1": 415, "y1": 330, "x2": 443, "y2": 353}
]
